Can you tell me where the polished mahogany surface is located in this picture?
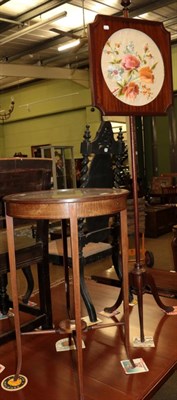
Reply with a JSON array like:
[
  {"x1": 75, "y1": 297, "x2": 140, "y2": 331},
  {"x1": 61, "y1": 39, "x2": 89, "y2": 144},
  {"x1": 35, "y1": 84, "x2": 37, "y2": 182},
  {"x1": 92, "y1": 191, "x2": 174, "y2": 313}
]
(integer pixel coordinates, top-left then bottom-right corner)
[{"x1": 0, "y1": 281, "x2": 176, "y2": 400}]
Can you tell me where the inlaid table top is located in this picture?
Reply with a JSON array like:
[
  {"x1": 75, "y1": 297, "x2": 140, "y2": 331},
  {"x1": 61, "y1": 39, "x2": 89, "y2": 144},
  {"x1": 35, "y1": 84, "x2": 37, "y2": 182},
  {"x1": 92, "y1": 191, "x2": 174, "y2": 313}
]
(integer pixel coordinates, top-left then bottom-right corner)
[
  {"x1": 4, "y1": 188, "x2": 129, "y2": 219},
  {"x1": 4, "y1": 188, "x2": 128, "y2": 204}
]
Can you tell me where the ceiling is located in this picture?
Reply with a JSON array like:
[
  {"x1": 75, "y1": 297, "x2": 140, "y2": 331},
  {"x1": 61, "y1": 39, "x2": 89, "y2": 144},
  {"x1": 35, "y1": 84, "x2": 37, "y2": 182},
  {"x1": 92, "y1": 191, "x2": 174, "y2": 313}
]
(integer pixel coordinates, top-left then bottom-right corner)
[{"x1": 0, "y1": 0, "x2": 177, "y2": 91}]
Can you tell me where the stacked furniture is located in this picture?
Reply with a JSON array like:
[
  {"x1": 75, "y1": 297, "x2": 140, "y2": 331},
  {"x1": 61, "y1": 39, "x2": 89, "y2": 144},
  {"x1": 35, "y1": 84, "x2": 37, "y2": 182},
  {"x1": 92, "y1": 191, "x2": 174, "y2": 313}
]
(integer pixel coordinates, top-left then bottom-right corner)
[{"x1": 0, "y1": 157, "x2": 53, "y2": 343}]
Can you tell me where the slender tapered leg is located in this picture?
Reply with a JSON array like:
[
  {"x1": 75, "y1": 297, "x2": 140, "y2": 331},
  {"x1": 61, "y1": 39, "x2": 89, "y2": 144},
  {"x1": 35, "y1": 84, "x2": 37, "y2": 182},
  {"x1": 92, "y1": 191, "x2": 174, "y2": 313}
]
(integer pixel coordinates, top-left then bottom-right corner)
[{"x1": 6, "y1": 215, "x2": 22, "y2": 379}]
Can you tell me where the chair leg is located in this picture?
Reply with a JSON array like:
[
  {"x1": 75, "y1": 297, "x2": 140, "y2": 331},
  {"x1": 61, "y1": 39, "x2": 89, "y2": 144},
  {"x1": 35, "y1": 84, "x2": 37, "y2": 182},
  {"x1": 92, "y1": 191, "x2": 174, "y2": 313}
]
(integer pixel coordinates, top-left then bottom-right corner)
[
  {"x1": 37, "y1": 220, "x2": 53, "y2": 329},
  {"x1": 37, "y1": 259, "x2": 53, "y2": 329},
  {"x1": 21, "y1": 266, "x2": 34, "y2": 304},
  {"x1": 0, "y1": 273, "x2": 9, "y2": 315},
  {"x1": 112, "y1": 247, "x2": 134, "y2": 303},
  {"x1": 112, "y1": 244, "x2": 122, "y2": 281},
  {"x1": 80, "y1": 258, "x2": 97, "y2": 322}
]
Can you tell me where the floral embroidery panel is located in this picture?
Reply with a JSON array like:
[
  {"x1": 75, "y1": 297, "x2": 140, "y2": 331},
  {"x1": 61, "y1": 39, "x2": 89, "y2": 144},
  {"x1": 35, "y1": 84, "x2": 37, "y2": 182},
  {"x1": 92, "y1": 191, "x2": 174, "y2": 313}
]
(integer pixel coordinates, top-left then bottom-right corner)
[{"x1": 101, "y1": 28, "x2": 165, "y2": 107}]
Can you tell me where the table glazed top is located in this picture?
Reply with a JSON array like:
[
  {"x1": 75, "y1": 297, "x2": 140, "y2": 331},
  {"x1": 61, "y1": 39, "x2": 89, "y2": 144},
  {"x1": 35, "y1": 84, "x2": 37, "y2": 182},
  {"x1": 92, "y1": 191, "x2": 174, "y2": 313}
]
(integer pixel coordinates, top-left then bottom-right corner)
[{"x1": 4, "y1": 188, "x2": 129, "y2": 205}]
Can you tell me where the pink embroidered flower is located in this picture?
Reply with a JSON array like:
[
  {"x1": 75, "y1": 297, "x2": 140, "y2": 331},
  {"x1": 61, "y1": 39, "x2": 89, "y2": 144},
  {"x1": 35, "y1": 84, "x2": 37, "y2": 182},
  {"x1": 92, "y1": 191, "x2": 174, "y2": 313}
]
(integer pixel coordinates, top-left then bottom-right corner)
[
  {"x1": 121, "y1": 54, "x2": 140, "y2": 70},
  {"x1": 139, "y1": 66, "x2": 154, "y2": 83},
  {"x1": 122, "y1": 82, "x2": 139, "y2": 100}
]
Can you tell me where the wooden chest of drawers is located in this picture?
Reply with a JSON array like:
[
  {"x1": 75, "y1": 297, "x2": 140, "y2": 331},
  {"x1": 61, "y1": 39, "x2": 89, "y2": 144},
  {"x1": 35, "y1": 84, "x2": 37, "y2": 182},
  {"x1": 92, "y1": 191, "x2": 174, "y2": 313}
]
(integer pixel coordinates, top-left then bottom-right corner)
[{"x1": 145, "y1": 205, "x2": 177, "y2": 237}]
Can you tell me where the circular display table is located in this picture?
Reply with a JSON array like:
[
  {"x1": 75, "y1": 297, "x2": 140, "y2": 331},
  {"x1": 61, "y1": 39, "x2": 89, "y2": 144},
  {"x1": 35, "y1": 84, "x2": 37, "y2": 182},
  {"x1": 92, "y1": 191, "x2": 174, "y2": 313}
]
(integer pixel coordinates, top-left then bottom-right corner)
[{"x1": 4, "y1": 188, "x2": 130, "y2": 399}]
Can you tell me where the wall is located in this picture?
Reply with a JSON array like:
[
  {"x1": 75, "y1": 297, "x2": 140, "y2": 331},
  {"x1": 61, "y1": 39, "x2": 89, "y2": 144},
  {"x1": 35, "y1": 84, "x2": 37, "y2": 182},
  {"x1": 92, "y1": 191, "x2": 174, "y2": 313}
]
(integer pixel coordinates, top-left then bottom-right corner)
[
  {"x1": 155, "y1": 115, "x2": 171, "y2": 174},
  {"x1": 172, "y1": 43, "x2": 177, "y2": 90},
  {"x1": 0, "y1": 78, "x2": 101, "y2": 158}
]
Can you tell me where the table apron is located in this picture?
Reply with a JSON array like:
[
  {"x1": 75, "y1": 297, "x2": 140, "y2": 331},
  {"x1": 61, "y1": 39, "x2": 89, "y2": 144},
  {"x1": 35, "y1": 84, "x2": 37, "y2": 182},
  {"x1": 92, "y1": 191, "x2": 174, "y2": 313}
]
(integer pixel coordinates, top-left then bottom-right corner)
[{"x1": 5, "y1": 198, "x2": 127, "y2": 220}]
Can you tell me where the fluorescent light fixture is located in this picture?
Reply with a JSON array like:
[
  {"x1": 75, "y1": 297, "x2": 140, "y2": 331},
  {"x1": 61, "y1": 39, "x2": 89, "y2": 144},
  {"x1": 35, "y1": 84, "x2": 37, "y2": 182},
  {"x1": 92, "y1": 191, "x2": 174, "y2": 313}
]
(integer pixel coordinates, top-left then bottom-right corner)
[
  {"x1": 58, "y1": 38, "x2": 80, "y2": 52},
  {"x1": 134, "y1": 13, "x2": 149, "y2": 19},
  {"x1": 139, "y1": 13, "x2": 149, "y2": 18},
  {"x1": 0, "y1": 11, "x2": 67, "y2": 45}
]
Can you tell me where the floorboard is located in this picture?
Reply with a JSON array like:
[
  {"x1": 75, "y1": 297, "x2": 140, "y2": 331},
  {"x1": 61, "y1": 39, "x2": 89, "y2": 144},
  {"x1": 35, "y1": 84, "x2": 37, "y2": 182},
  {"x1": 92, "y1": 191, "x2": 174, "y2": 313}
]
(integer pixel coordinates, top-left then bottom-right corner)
[{"x1": 0, "y1": 279, "x2": 176, "y2": 400}]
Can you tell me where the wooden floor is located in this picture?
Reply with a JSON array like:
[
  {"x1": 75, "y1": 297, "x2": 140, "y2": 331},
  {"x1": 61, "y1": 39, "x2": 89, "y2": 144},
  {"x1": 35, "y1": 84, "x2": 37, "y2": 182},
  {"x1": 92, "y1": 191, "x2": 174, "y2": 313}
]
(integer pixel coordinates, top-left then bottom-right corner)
[{"x1": 0, "y1": 279, "x2": 177, "y2": 400}]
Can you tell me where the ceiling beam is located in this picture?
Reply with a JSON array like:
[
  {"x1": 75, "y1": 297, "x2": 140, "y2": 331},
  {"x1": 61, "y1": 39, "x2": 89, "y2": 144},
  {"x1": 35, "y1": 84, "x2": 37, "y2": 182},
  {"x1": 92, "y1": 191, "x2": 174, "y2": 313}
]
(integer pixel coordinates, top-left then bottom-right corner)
[
  {"x1": 0, "y1": 0, "x2": 71, "y2": 32},
  {"x1": 0, "y1": 11, "x2": 67, "y2": 45},
  {"x1": 0, "y1": 63, "x2": 89, "y2": 86},
  {"x1": 0, "y1": 0, "x2": 10, "y2": 4},
  {"x1": 16, "y1": 0, "x2": 70, "y2": 23},
  {"x1": 115, "y1": 0, "x2": 176, "y2": 17},
  {"x1": 7, "y1": 29, "x2": 80, "y2": 63}
]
